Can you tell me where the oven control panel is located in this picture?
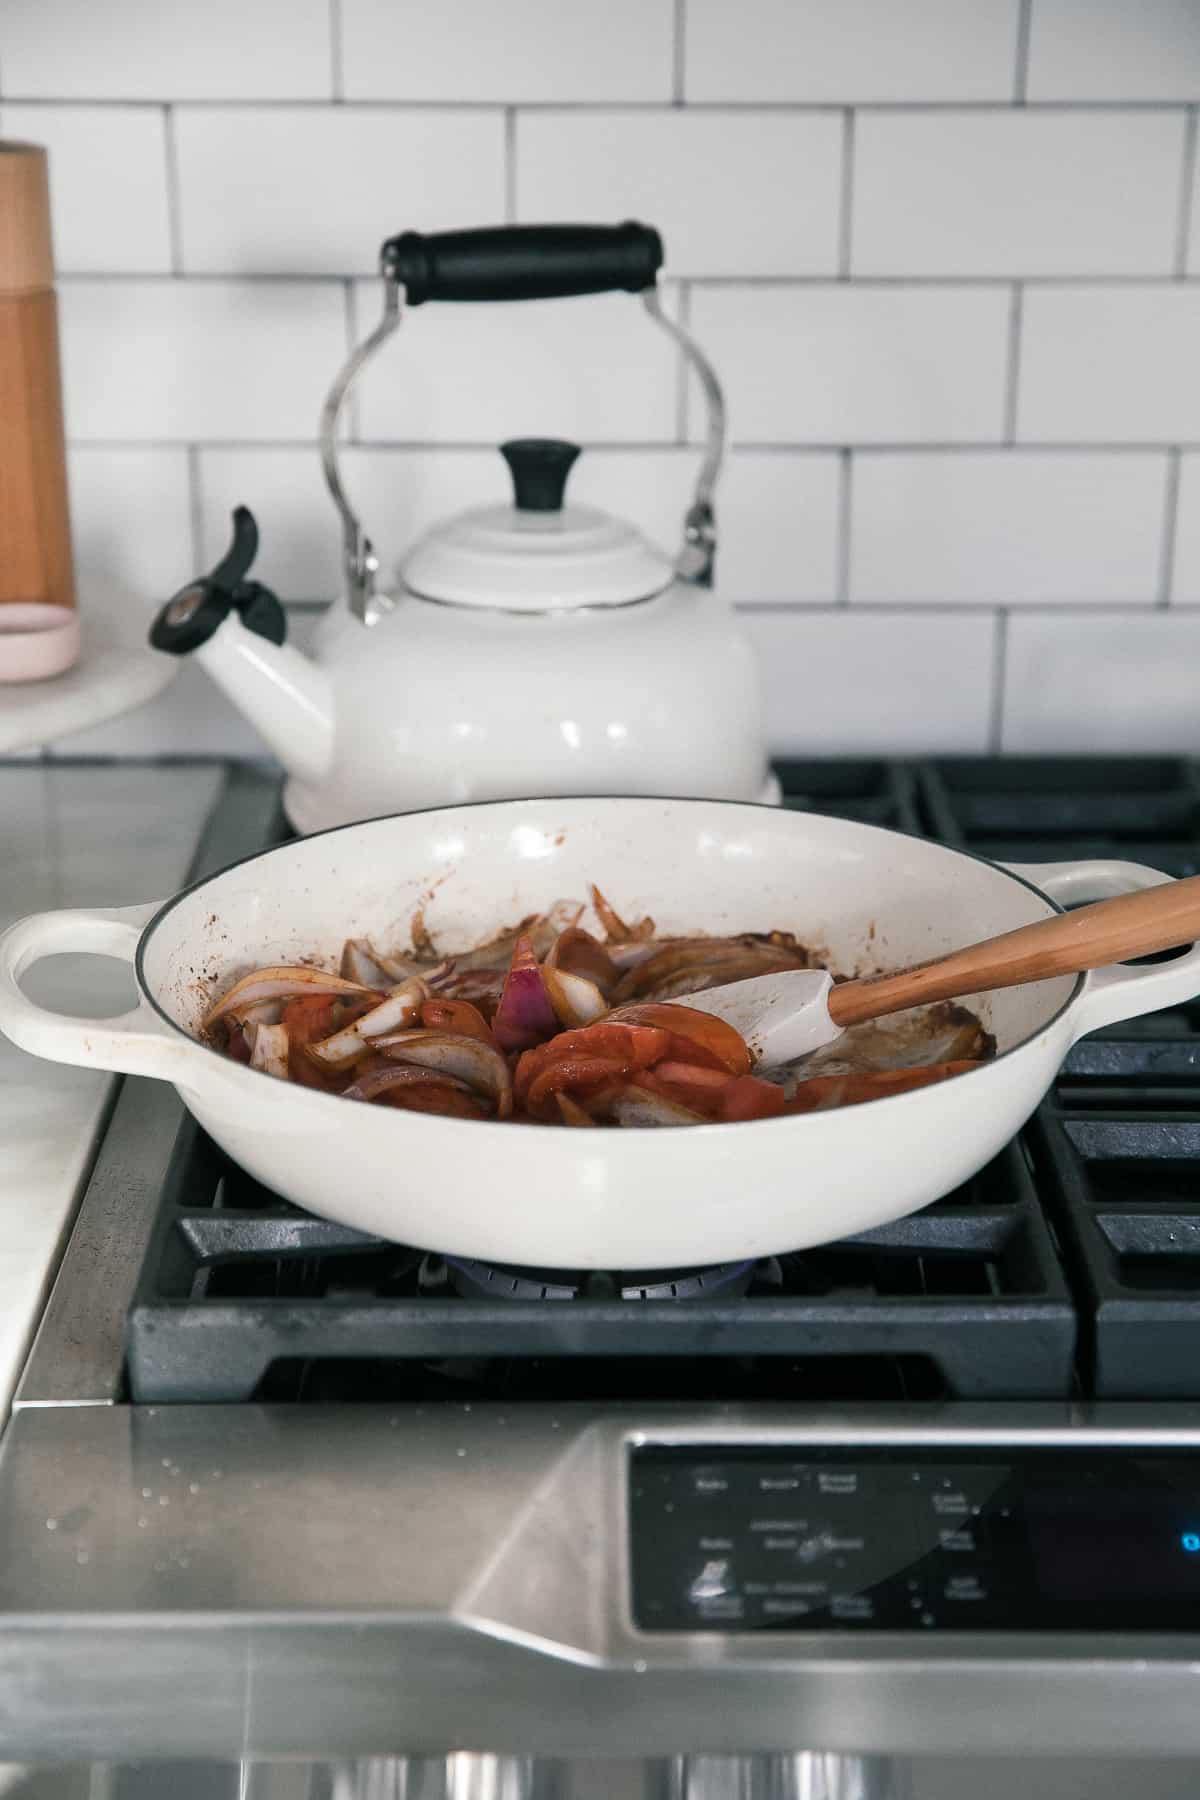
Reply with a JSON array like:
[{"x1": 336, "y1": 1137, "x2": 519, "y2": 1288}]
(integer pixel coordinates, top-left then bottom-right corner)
[{"x1": 629, "y1": 1446, "x2": 1200, "y2": 1631}]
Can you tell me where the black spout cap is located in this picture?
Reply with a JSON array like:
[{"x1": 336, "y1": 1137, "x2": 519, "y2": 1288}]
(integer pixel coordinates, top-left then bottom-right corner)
[{"x1": 150, "y1": 506, "x2": 287, "y2": 655}]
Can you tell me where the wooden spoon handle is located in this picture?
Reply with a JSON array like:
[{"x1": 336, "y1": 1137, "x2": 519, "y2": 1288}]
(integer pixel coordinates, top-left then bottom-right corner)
[{"x1": 828, "y1": 873, "x2": 1200, "y2": 1031}]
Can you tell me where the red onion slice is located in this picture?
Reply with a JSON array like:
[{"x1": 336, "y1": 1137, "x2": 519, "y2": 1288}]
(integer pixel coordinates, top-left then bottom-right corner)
[
  {"x1": 249, "y1": 1022, "x2": 290, "y2": 1081},
  {"x1": 492, "y1": 933, "x2": 559, "y2": 1053},
  {"x1": 542, "y1": 964, "x2": 609, "y2": 1029},
  {"x1": 205, "y1": 966, "x2": 381, "y2": 1029},
  {"x1": 342, "y1": 1065, "x2": 473, "y2": 1105},
  {"x1": 609, "y1": 1084, "x2": 706, "y2": 1127},
  {"x1": 309, "y1": 978, "x2": 429, "y2": 1065},
  {"x1": 374, "y1": 1030, "x2": 513, "y2": 1117}
]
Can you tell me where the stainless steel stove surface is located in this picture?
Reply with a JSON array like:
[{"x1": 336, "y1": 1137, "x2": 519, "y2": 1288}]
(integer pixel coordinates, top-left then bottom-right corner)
[{"x1": 7, "y1": 758, "x2": 1200, "y2": 1773}]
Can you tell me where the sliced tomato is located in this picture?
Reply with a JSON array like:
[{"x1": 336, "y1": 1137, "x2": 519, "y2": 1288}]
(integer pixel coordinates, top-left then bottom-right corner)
[
  {"x1": 605, "y1": 1002, "x2": 751, "y2": 1076},
  {"x1": 514, "y1": 1022, "x2": 669, "y2": 1109},
  {"x1": 714, "y1": 1074, "x2": 787, "y2": 1123},
  {"x1": 419, "y1": 997, "x2": 498, "y2": 1049},
  {"x1": 282, "y1": 992, "x2": 341, "y2": 1044},
  {"x1": 632, "y1": 1063, "x2": 785, "y2": 1124},
  {"x1": 635, "y1": 1061, "x2": 731, "y2": 1119},
  {"x1": 525, "y1": 1055, "x2": 631, "y2": 1115},
  {"x1": 787, "y1": 1060, "x2": 980, "y2": 1115}
]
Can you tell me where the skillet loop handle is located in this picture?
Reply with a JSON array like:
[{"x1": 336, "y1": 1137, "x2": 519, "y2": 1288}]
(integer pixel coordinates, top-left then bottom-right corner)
[
  {"x1": 381, "y1": 223, "x2": 663, "y2": 305},
  {"x1": 0, "y1": 902, "x2": 181, "y2": 1078},
  {"x1": 1004, "y1": 859, "x2": 1200, "y2": 1040}
]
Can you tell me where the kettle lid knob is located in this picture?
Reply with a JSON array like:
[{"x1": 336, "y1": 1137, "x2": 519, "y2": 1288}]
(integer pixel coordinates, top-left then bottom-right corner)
[{"x1": 499, "y1": 438, "x2": 581, "y2": 513}]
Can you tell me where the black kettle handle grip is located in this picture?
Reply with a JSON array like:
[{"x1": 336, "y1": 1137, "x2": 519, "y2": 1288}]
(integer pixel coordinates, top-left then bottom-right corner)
[{"x1": 381, "y1": 222, "x2": 663, "y2": 306}]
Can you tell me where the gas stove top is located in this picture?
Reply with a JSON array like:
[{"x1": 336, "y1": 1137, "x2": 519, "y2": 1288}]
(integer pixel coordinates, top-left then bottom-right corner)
[
  {"x1": 52, "y1": 753, "x2": 1200, "y2": 1413},
  {"x1": 8, "y1": 756, "x2": 1200, "y2": 1766}
]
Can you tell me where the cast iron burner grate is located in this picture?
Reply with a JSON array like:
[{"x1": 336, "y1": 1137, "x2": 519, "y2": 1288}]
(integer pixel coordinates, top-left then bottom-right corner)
[
  {"x1": 124, "y1": 1113, "x2": 1075, "y2": 1404},
  {"x1": 1028, "y1": 1104, "x2": 1200, "y2": 1398}
]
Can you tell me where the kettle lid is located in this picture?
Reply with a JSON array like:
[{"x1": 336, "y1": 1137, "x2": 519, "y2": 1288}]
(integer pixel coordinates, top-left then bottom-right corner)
[{"x1": 400, "y1": 439, "x2": 674, "y2": 613}]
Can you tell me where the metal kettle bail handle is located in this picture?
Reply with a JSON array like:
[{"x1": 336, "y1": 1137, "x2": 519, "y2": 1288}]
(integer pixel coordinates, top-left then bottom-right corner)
[{"x1": 317, "y1": 251, "x2": 726, "y2": 625}]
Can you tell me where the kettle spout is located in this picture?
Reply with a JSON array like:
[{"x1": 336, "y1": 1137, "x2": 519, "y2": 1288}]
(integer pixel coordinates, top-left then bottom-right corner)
[{"x1": 195, "y1": 616, "x2": 333, "y2": 787}]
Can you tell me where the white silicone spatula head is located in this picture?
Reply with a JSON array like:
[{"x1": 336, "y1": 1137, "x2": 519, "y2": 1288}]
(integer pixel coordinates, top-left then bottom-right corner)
[{"x1": 676, "y1": 969, "x2": 840, "y2": 1068}]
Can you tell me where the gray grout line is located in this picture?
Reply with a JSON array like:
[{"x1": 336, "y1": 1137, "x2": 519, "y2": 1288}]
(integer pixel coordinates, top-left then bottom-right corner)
[
  {"x1": 675, "y1": 273, "x2": 1200, "y2": 288},
  {"x1": 186, "y1": 445, "x2": 205, "y2": 573},
  {"x1": 731, "y1": 601, "x2": 1175, "y2": 617},
  {"x1": 3, "y1": 96, "x2": 1194, "y2": 114},
  {"x1": 1158, "y1": 448, "x2": 1183, "y2": 607},
  {"x1": 49, "y1": 269, "x2": 1200, "y2": 289},
  {"x1": 277, "y1": 596, "x2": 1148, "y2": 620},
  {"x1": 329, "y1": 0, "x2": 344, "y2": 101},
  {"x1": 672, "y1": 0, "x2": 687, "y2": 104},
  {"x1": 835, "y1": 451, "x2": 852, "y2": 603},
  {"x1": 99, "y1": 596, "x2": 1194, "y2": 623},
  {"x1": 837, "y1": 111, "x2": 855, "y2": 278},
  {"x1": 162, "y1": 105, "x2": 184, "y2": 275},
  {"x1": 1175, "y1": 108, "x2": 1198, "y2": 277},
  {"x1": 63, "y1": 437, "x2": 1194, "y2": 455},
  {"x1": 504, "y1": 108, "x2": 517, "y2": 221},
  {"x1": 55, "y1": 269, "x2": 369, "y2": 284},
  {"x1": 1003, "y1": 284, "x2": 1023, "y2": 442},
  {"x1": 989, "y1": 611, "x2": 1010, "y2": 751},
  {"x1": 1013, "y1": 0, "x2": 1033, "y2": 103}
]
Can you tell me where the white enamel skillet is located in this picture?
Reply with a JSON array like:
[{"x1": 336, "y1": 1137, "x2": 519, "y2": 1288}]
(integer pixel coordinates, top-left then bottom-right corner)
[{"x1": 1, "y1": 796, "x2": 1199, "y2": 1269}]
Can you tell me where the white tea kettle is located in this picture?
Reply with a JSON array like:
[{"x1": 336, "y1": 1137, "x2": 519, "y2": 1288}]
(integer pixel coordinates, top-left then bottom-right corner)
[{"x1": 150, "y1": 222, "x2": 778, "y2": 833}]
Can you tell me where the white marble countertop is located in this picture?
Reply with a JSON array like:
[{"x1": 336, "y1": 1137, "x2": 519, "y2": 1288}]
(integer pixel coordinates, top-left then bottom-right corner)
[{"x1": 0, "y1": 763, "x2": 224, "y2": 1418}]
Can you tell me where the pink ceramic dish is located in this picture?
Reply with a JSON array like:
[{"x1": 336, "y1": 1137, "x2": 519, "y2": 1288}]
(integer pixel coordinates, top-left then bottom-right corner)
[{"x1": 0, "y1": 603, "x2": 80, "y2": 683}]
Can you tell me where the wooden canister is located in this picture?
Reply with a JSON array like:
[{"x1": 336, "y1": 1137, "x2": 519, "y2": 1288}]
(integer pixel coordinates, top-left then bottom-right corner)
[{"x1": 0, "y1": 141, "x2": 79, "y2": 681}]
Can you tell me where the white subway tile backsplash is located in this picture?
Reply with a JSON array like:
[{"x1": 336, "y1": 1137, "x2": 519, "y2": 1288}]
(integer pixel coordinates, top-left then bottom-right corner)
[
  {"x1": 198, "y1": 448, "x2": 341, "y2": 600},
  {"x1": 1027, "y1": 0, "x2": 1200, "y2": 102},
  {"x1": 688, "y1": 286, "x2": 1009, "y2": 444},
  {"x1": 1003, "y1": 613, "x2": 1200, "y2": 751},
  {"x1": 68, "y1": 447, "x2": 193, "y2": 609},
  {"x1": 342, "y1": 0, "x2": 673, "y2": 102},
  {"x1": 1018, "y1": 287, "x2": 1200, "y2": 443},
  {"x1": 853, "y1": 111, "x2": 1185, "y2": 278},
  {"x1": 0, "y1": 106, "x2": 171, "y2": 274},
  {"x1": 59, "y1": 281, "x2": 348, "y2": 442},
  {"x1": 1170, "y1": 453, "x2": 1200, "y2": 603},
  {"x1": 851, "y1": 452, "x2": 1168, "y2": 605},
  {"x1": 7, "y1": 0, "x2": 1194, "y2": 765},
  {"x1": 354, "y1": 287, "x2": 679, "y2": 444},
  {"x1": 175, "y1": 109, "x2": 506, "y2": 276},
  {"x1": 684, "y1": 0, "x2": 1019, "y2": 102},
  {"x1": 516, "y1": 111, "x2": 841, "y2": 279},
  {"x1": 0, "y1": 0, "x2": 331, "y2": 100},
  {"x1": 574, "y1": 451, "x2": 841, "y2": 604},
  {"x1": 743, "y1": 611, "x2": 996, "y2": 753}
]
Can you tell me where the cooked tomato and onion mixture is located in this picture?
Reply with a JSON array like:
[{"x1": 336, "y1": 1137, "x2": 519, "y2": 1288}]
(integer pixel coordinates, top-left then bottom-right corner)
[{"x1": 202, "y1": 886, "x2": 992, "y2": 1126}]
